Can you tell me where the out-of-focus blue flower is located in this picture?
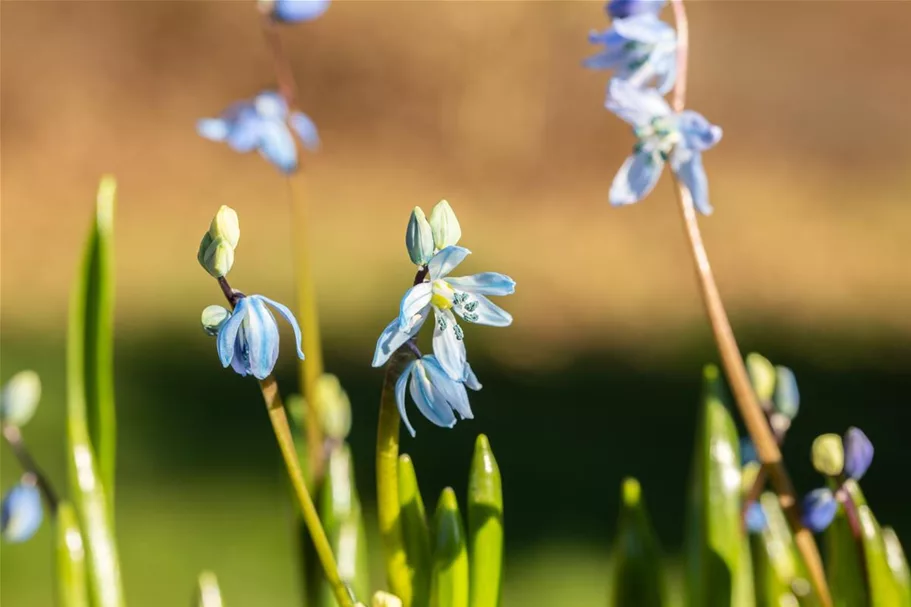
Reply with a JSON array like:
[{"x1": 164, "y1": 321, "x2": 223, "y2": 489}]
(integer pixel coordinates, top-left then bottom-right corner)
[
  {"x1": 606, "y1": 79, "x2": 722, "y2": 214},
  {"x1": 197, "y1": 91, "x2": 319, "y2": 174},
  {"x1": 585, "y1": 14, "x2": 676, "y2": 94},
  {"x1": 215, "y1": 295, "x2": 304, "y2": 380},
  {"x1": 372, "y1": 246, "x2": 515, "y2": 380},
  {"x1": 740, "y1": 438, "x2": 758, "y2": 466},
  {"x1": 773, "y1": 365, "x2": 800, "y2": 420},
  {"x1": 745, "y1": 501, "x2": 767, "y2": 533},
  {"x1": 802, "y1": 488, "x2": 838, "y2": 532},
  {"x1": 843, "y1": 427, "x2": 874, "y2": 480},
  {"x1": 1, "y1": 480, "x2": 43, "y2": 543},
  {"x1": 395, "y1": 355, "x2": 481, "y2": 437},
  {"x1": 606, "y1": 0, "x2": 667, "y2": 20},
  {"x1": 267, "y1": 0, "x2": 331, "y2": 23}
]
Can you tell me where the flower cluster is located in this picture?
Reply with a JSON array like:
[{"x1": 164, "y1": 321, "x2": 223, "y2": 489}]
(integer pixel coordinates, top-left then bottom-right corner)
[
  {"x1": 372, "y1": 201, "x2": 515, "y2": 436},
  {"x1": 586, "y1": 0, "x2": 722, "y2": 213},
  {"x1": 802, "y1": 427, "x2": 874, "y2": 532}
]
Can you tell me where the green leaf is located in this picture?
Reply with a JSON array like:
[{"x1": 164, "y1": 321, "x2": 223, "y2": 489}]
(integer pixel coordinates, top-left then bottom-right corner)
[
  {"x1": 195, "y1": 571, "x2": 224, "y2": 607},
  {"x1": 399, "y1": 454, "x2": 432, "y2": 607},
  {"x1": 56, "y1": 501, "x2": 89, "y2": 607},
  {"x1": 684, "y1": 365, "x2": 754, "y2": 607},
  {"x1": 882, "y1": 527, "x2": 911, "y2": 606},
  {"x1": 318, "y1": 444, "x2": 370, "y2": 607},
  {"x1": 468, "y1": 435, "x2": 503, "y2": 607},
  {"x1": 430, "y1": 488, "x2": 468, "y2": 607},
  {"x1": 751, "y1": 492, "x2": 814, "y2": 606},
  {"x1": 67, "y1": 176, "x2": 124, "y2": 607},
  {"x1": 611, "y1": 477, "x2": 665, "y2": 607},
  {"x1": 825, "y1": 489, "x2": 868, "y2": 607}
]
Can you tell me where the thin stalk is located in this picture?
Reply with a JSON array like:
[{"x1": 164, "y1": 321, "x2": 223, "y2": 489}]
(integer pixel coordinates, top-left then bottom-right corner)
[
  {"x1": 668, "y1": 2, "x2": 831, "y2": 605},
  {"x1": 2, "y1": 424, "x2": 60, "y2": 510},
  {"x1": 258, "y1": 6, "x2": 325, "y2": 481}
]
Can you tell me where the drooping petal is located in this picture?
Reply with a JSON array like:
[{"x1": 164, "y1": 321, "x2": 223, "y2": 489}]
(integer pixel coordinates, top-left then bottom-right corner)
[
  {"x1": 423, "y1": 356, "x2": 473, "y2": 421},
  {"x1": 463, "y1": 362, "x2": 482, "y2": 391},
  {"x1": 612, "y1": 14, "x2": 674, "y2": 45},
  {"x1": 678, "y1": 110, "x2": 723, "y2": 152},
  {"x1": 843, "y1": 427, "x2": 874, "y2": 480},
  {"x1": 230, "y1": 332, "x2": 251, "y2": 376},
  {"x1": 225, "y1": 113, "x2": 265, "y2": 153},
  {"x1": 609, "y1": 151, "x2": 664, "y2": 206},
  {"x1": 606, "y1": 78, "x2": 672, "y2": 127},
  {"x1": 446, "y1": 272, "x2": 516, "y2": 296},
  {"x1": 583, "y1": 30, "x2": 628, "y2": 70},
  {"x1": 395, "y1": 361, "x2": 417, "y2": 437},
  {"x1": 745, "y1": 501, "x2": 768, "y2": 533},
  {"x1": 457, "y1": 293, "x2": 513, "y2": 327},
  {"x1": 257, "y1": 120, "x2": 299, "y2": 174},
  {"x1": 243, "y1": 296, "x2": 281, "y2": 380},
  {"x1": 607, "y1": 0, "x2": 667, "y2": 20},
  {"x1": 254, "y1": 91, "x2": 289, "y2": 120},
  {"x1": 802, "y1": 488, "x2": 838, "y2": 532},
  {"x1": 432, "y1": 308, "x2": 467, "y2": 380},
  {"x1": 409, "y1": 361, "x2": 457, "y2": 430},
  {"x1": 217, "y1": 301, "x2": 248, "y2": 369},
  {"x1": 427, "y1": 246, "x2": 471, "y2": 280},
  {"x1": 672, "y1": 150, "x2": 712, "y2": 215},
  {"x1": 259, "y1": 295, "x2": 306, "y2": 360},
  {"x1": 372, "y1": 308, "x2": 427, "y2": 368},
  {"x1": 289, "y1": 111, "x2": 321, "y2": 151},
  {"x1": 652, "y1": 50, "x2": 677, "y2": 95},
  {"x1": 197, "y1": 118, "x2": 230, "y2": 142},
  {"x1": 398, "y1": 282, "x2": 432, "y2": 329}
]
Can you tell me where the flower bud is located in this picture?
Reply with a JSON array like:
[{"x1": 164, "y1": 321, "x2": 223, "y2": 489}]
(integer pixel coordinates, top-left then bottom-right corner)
[
  {"x1": 1, "y1": 478, "x2": 43, "y2": 543},
  {"x1": 741, "y1": 461, "x2": 761, "y2": 496},
  {"x1": 405, "y1": 206, "x2": 434, "y2": 266},
  {"x1": 199, "y1": 235, "x2": 235, "y2": 278},
  {"x1": 773, "y1": 365, "x2": 800, "y2": 420},
  {"x1": 843, "y1": 427, "x2": 873, "y2": 481},
  {"x1": 801, "y1": 488, "x2": 837, "y2": 532},
  {"x1": 744, "y1": 501, "x2": 767, "y2": 533},
  {"x1": 0, "y1": 370, "x2": 41, "y2": 427},
  {"x1": 429, "y1": 200, "x2": 462, "y2": 250},
  {"x1": 260, "y1": 0, "x2": 331, "y2": 23},
  {"x1": 746, "y1": 352, "x2": 776, "y2": 404},
  {"x1": 201, "y1": 305, "x2": 231, "y2": 337},
  {"x1": 607, "y1": 0, "x2": 666, "y2": 20},
  {"x1": 316, "y1": 374, "x2": 352, "y2": 441},
  {"x1": 208, "y1": 205, "x2": 240, "y2": 249},
  {"x1": 811, "y1": 433, "x2": 844, "y2": 477},
  {"x1": 371, "y1": 591, "x2": 403, "y2": 607}
]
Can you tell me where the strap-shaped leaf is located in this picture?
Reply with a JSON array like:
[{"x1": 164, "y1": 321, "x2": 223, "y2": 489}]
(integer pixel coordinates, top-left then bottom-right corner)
[
  {"x1": 468, "y1": 435, "x2": 503, "y2": 607},
  {"x1": 56, "y1": 501, "x2": 89, "y2": 607},
  {"x1": 611, "y1": 478, "x2": 666, "y2": 607}
]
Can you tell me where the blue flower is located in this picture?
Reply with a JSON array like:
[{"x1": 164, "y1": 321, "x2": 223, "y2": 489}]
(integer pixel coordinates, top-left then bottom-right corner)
[
  {"x1": 372, "y1": 246, "x2": 516, "y2": 380},
  {"x1": 216, "y1": 295, "x2": 304, "y2": 380},
  {"x1": 395, "y1": 355, "x2": 481, "y2": 436},
  {"x1": 1, "y1": 480, "x2": 43, "y2": 543},
  {"x1": 585, "y1": 15, "x2": 676, "y2": 94},
  {"x1": 801, "y1": 488, "x2": 838, "y2": 532},
  {"x1": 745, "y1": 501, "x2": 768, "y2": 533},
  {"x1": 197, "y1": 91, "x2": 320, "y2": 174},
  {"x1": 606, "y1": 0, "x2": 667, "y2": 20},
  {"x1": 740, "y1": 438, "x2": 758, "y2": 466},
  {"x1": 268, "y1": 0, "x2": 330, "y2": 23},
  {"x1": 843, "y1": 427, "x2": 874, "y2": 481},
  {"x1": 606, "y1": 79, "x2": 722, "y2": 214}
]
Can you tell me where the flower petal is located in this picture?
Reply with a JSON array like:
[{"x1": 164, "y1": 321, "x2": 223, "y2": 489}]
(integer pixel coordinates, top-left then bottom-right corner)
[
  {"x1": 197, "y1": 118, "x2": 230, "y2": 142},
  {"x1": 446, "y1": 272, "x2": 516, "y2": 296},
  {"x1": 372, "y1": 308, "x2": 427, "y2": 368},
  {"x1": 395, "y1": 361, "x2": 417, "y2": 437},
  {"x1": 410, "y1": 361, "x2": 457, "y2": 429},
  {"x1": 606, "y1": 78, "x2": 671, "y2": 127},
  {"x1": 802, "y1": 488, "x2": 837, "y2": 532},
  {"x1": 457, "y1": 293, "x2": 513, "y2": 327},
  {"x1": 257, "y1": 121, "x2": 298, "y2": 173},
  {"x1": 423, "y1": 356, "x2": 473, "y2": 421},
  {"x1": 290, "y1": 111, "x2": 321, "y2": 151},
  {"x1": 217, "y1": 301, "x2": 248, "y2": 369},
  {"x1": 259, "y1": 295, "x2": 306, "y2": 360},
  {"x1": 432, "y1": 308, "x2": 467, "y2": 380},
  {"x1": 226, "y1": 114, "x2": 264, "y2": 153},
  {"x1": 254, "y1": 91, "x2": 289, "y2": 120},
  {"x1": 607, "y1": 0, "x2": 667, "y2": 20},
  {"x1": 398, "y1": 282, "x2": 432, "y2": 329},
  {"x1": 243, "y1": 297, "x2": 280, "y2": 380},
  {"x1": 463, "y1": 362, "x2": 482, "y2": 391},
  {"x1": 672, "y1": 150, "x2": 712, "y2": 215},
  {"x1": 609, "y1": 151, "x2": 664, "y2": 206},
  {"x1": 612, "y1": 14, "x2": 674, "y2": 45},
  {"x1": 230, "y1": 334, "x2": 251, "y2": 376},
  {"x1": 844, "y1": 427, "x2": 874, "y2": 480},
  {"x1": 272, "y1": 0, "x2": 331, "y2": 23},
  {"x1": 678, "y1": 110, "x2": 723, "y2": 152},
  {"x1": 745, "y1": 502, "x2": 767, "y2": 533},
  {"x1": 427, "y1": 246, "x2": 471, "y2": 280}
]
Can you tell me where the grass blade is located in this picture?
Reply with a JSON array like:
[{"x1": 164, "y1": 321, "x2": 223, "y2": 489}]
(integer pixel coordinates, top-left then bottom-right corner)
[
  {"x1": 468, "y1": 435, "x2": 503, "y2": 607},
  {"x1": 611, "y1": 477, "x2": 665, "y2": 607},
  {"x1": 56, "y1": 501, "x2": 89, "y2": 607},
  {"x1": 431, "y1": 488, "x2": 468, "y2": 607},
  {"x1": 399, "y1": 454, "x2": 432, "y2": 607},
  {"x1": 883, "y1": 527, "x2": 911, "y2": 606}
]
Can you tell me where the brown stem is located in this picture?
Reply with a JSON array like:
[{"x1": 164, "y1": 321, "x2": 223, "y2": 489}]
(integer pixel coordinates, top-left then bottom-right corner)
[
  {"x1": 668, "y1": 2, "x2": 831, "y2": 605},
  {"x1": 2, "y1": 424, "x2": 59, "y2": 510}
]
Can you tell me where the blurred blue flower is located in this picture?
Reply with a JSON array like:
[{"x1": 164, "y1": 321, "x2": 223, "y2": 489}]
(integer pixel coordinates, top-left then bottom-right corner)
[
  {"x1": 843, "y1": 427, "x2": 874, "y2": 481},
  {"x1": 745, "y1": 501, "x2": 767, "y2": 533},
  {"x1": 395, "y1": 355, "x2": 481, "y2": 437},
  {"x1": 802, "y1": 488, "x2": 838, "y2": 532},
  {"x1": 585, "y1": 14, "x2": 676, "y2": 94},
  {"x1": 606, "y1": 0, "x2": 667, "y2": 20},
  {"x1": 1, "y1": 480, "x2": 43, "y2": 543},
  {"x1": 216, "y1": 295, "x2": 304, "y2": 380},
  {"x1": 740, "y1": 438, "x2": 758, "y2": 466},
  {"x1": 268, "y1": 0, "x2": 330, "y2": 23},
  {"x1": 197, "y1": 91, "x2": 319, "y2": 174},
  {"x1": 372, "y1": 246, "x2": 515, "y2": 380},
  {"x1": 606, "y1": 79, "x2": 722, "y2": 214}
]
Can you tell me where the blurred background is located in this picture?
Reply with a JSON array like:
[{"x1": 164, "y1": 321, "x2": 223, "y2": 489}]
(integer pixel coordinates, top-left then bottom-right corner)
[{"x1": 2, "y1": 1, "x2": 910, "y2": 604}]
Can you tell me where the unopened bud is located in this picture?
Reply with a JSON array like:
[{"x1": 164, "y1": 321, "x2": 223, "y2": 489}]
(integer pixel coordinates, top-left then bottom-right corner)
[
  {"x1": 372, "y1": 591, "x2": 403, "y2": 607},
  {"x1": 811, "y1": 433, "x2": 844, "y2": 477},
  {"x1": 201, "y1": 306, "x2": 231, "y2": 336},
  {"x1": 1, "y1": 477, "x2": 43, "y2": 543},
  {"x1": 429, "y1": 200, "x2": 461, "y2": 250},
  {"x1": 746, "y1": 352, "x2": 776, "y2": 404},
  {"x1": 317, "y1": 374, "x2": 352, "y2": 440},
  {"x1": 0, "y1": 371, "x2": 41, "y2": 427},
  {"x1": 199, "y1": 235, "x2": 235, "y2": 278},
  {"x1": 405, "y1": 207, "x2": 434, "y2": 266},
  {"x1": 773, "y1": 365, "x2": 800, "y2": 420},
  {"x1": 209, "y1": 205, "x2": 240, "y2": 249}
]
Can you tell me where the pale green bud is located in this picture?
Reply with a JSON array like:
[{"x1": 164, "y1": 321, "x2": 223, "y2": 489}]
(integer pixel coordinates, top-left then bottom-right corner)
[
  {"x1": 199, "y1": 235, "x2": 235, "y2": 278},
  {"x1": 0, "y1": 371, "x2": 41, "y2": 427},
  {"x1": 209, "y1": 205, "x2": 240, "y2": 249},
  {"x1": 201, "y1": 305, "x2": 230, "y2": 336},
  {"x1": 429, "y1": 199, "x2": 461, "y2": 249},
  {"x1": 811, "y1": 433, "x2": 845, "y2": 477},
  {"x1": 406, "y1": 206, "x2": 434, "y2": 266},
  {"x1": 371, "y1": 591, "x2": 403, "y2": 607},
  {"x1": 746, "y1": 352, "x2": 776, "y2": 404},
  {"x1": 316, "y1": 374, "x2": 352, "y2": 440}
]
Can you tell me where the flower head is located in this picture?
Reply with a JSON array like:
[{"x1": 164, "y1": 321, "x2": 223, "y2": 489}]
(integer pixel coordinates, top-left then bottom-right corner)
[
  {"x1": 606, "y1": 0, "x2": 667, "y2": 20},
  {"x1": 1, "y1": 479, "x2": 43, "y2": 543},
  {"x1": 212, "y1": 295, "x2": 305, "y2": 380},
  {"x1": 197, "y1": 91, "x2": 319, "y2": 174},
  {"x1": 801, "y1": 488, "x2": 837, "y2": 532},
  {"x1": 395, "y1": 355, "x2": 481, "y2": 436},
  {"x1": 0, "y1": 371, "x2": 41, "y2": 428},
  {"x1": 843, "y1": 427, "x2": 874, "y2": 481},
  {"x1": 811, "y1": 433, "x2": 845, "y2": 477},
  {"x1": 745, "y1": 501, "x2": 767, "y2": 533},
  {"x1": 606, "y1": 79, "x2": 722, "y2": 214},
  {"x1": 262, "y1": 0, "x2": 331, "y2": 23},
  {"x1": 585, "y1": 14, "x2": 676, "y2": 94}
]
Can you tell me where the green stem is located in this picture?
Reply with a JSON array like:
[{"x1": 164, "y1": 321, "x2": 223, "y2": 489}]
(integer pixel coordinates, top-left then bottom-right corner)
[
  {"x1": 377, "y1": 350, "x2": 415, "y2": 604},
  {"x1": 258, "y1": 375, "x2": 354, "y2": 607}
]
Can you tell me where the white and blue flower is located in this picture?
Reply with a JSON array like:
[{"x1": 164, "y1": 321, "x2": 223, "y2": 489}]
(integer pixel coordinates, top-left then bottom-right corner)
[
  {"x1": 585, "y1": 14, "x2": 676, "y2": 94},
  {"x1": 606, "y1": 0, "x2": 667, "y2": 20},
  {"x1": 214, "y1": 295, "x2": 305, "y2": 380},
  {"x1": 395, "y1": 355, "x2": 481, "y2": 437},
  {"x1": 264, "y1": 0, "x2": 331, "y2": 23},
  {"x1": 197, "y1": 91, "x2": 319, "y2": 174},
  {"x1": 1, "y1": 480, "x2": 43, "y2": 544},
  {"x1": 607, "y1": 79, "x2": 722, "y2": 214},
  {"x1": 372, "y1": 246, "x2": 515, "y2": 381}
]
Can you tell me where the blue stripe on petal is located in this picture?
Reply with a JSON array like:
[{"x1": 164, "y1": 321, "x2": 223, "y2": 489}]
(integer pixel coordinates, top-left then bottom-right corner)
[
  {"x1": 398, "y1": 283, "x2": 432, "y2": 330},
  {"x1": 217, "y1": 301, "x2": 248, "y2": 369},
  {"x1": 244, "y1": 297, "x2": 280, "y2": 380},
  {"x1": 410, "y1": 361, "x2": 457, "y2": 429},
  {"x1": 446, "y1": 272, "x2": 515, "y2": 296},
  {"x1": 427, "y1": 246, "x2": 471, "y2": 280},
  {"x1": 259, "y1": 295, "x2": 306, "y2": 360},
  {"x1": 424, "y1": 356, "x2": 473, "y2": 421},
  {"x1": 609, "y1": 151, "x2": 664, "y2": 207},
  {"x1": 290, "y1": 111, "x2": 321, "y2": 151},
  {"x1": 432, "y1": 309, "x2": 466, "y2": 380},
  {"x1": 395, "y1": 362, "x2": 416, "y2": 437}
]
